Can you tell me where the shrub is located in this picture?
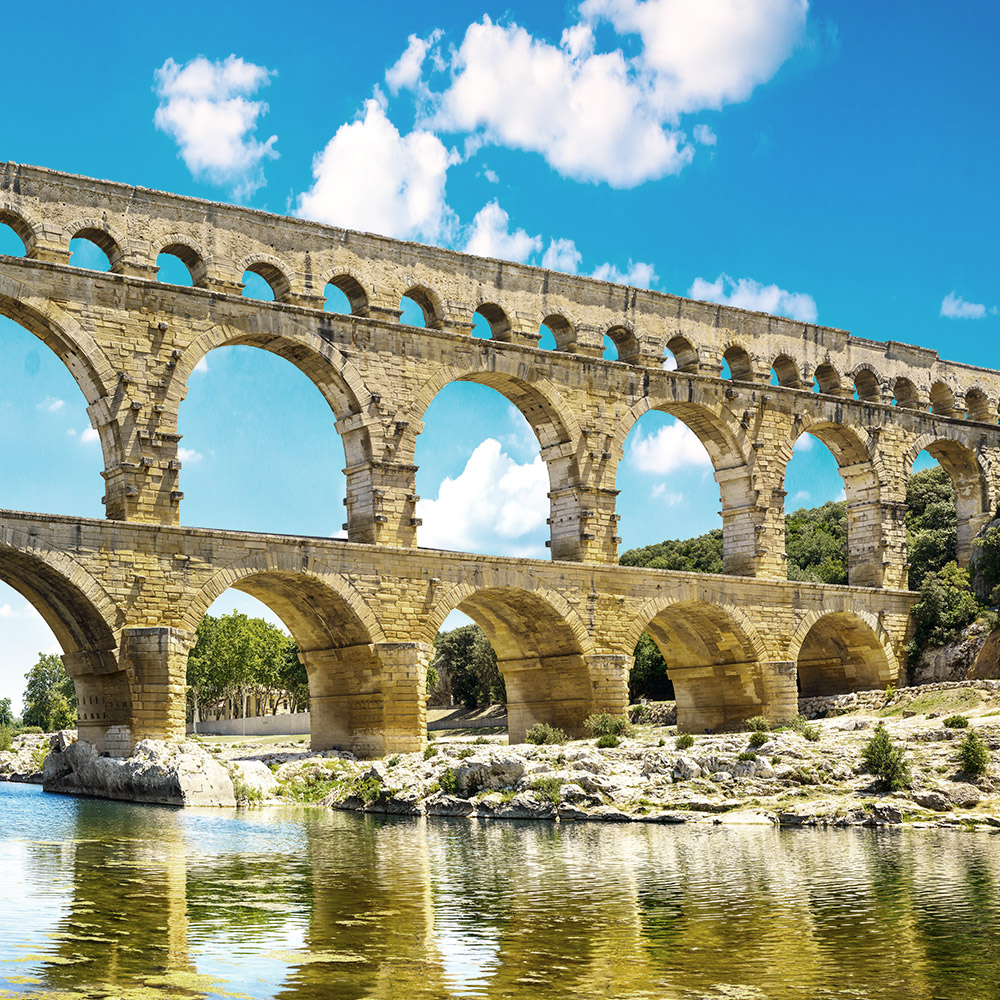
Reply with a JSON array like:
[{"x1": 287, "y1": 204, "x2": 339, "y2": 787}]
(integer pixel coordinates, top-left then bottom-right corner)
[
  {"x1": 423, "y1": 745, "x2": 438, "y2": 760},
  {"x1": 386, "y1": 754, "x2": 401, "y2": 767},
  {"x1": 0, "y1": 725, "x2": 12, "y2": 753},
  {"x1": 31, "y1": 740, "x2": 50, "y2": 772},
  {"x1": 352, "y1": 776, "x2": 383, "y2": 805},
  {"x1": 16, "y1": 726, "x2": 42, "y2": 735},
  {"x1": 788, "y1": 715, "x2": 809, "y2": 734},
  {"x1": 439, "y1": 768, "x2": 459, "y2": 795},
  {"x1": 628, "y1": 703, "x2": 650, "y2": 722},
  {"x1": 584, "y1": 713, "x2": 634, "y2": 739},
  {"x1": 676, "y1": 733, "x2": 695, "y2": 750},
  {"x1": 803, "y1": 724, "x2": 821, "y2": 742},
  {"x1": 958, "y1": 730, "x2": 990, "y2": 777},
  {"x1": 525, "y1": 723, "x2": 566, "y2": 745},
  {"x1": 885, "y1": 684, "x2": 896, "y2": 701},
  {"x1": 457, "y1": 747, "x2": 475, "y2": 759},
  {"x1": 748, "y1": 730, "x2": 770, "y2": 749},
  {"x1": 745, "y1": 715, "x2": 770, "y2": 733},
  {"x1": 230, "y1": 772, "x2": 263, "y2": 805},
  {"x1": 596, "y1": 733, "x2": 621, "y2": 748},
  {"x1": 943, "y1": 715, "x2": 969, "y2": 729},
  {"x1": 658, "y1": 738, "x2": 666, "y2": 747},
  {"x1": 737, "y1": 750, "x2": 757, "y2": 762},
  {"x1": 860, "y1": 723, "x2": 911, "y2": 791},
  {"x1": 473, "y1": 736, "x2": 489, "y2": 745},
  {"x1": 531, "y1": 777, "x2": 563, "y2": 804}
]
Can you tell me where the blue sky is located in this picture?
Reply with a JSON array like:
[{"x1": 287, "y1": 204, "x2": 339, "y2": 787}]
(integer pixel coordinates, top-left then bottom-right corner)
[{"x1": 0, "y1": 1, "x2": 996, "y2": 710}]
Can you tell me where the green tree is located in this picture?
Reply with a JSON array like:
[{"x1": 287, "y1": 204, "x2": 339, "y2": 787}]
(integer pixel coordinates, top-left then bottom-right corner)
[
  {"x1": 277, "y1": 643, "x2": 310, "y2": 714},
  {"x1": 432, "y1": 625, "x2": 506, "y2": 709},
  {"x1": 22, "y1": 653, "x2": 76, "y2": 731},
  {"x1": 906, "y1": 465, "x2": 957, "y2": 589},
  {"x1": 907, "y1": 561, "x2": 981, "y2": 657},
  {"x1": 628, "y1": 633, "x2": 673, "y2": 702},
  {"x1": 785, "y1": 501, "x2": 848, "y2": 584},
  {"x1": 0, "y1": 698, "x2": 13, "y2": 727}
]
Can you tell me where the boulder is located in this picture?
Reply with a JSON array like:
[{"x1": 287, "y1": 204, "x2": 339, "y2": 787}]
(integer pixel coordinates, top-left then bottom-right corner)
[
  {"x1": 43, "y1": 737, "x2": 236, "y2": 807},
  {"x1": 945, "y1": 782, "x2": 982, "y2": 808},
  {"x1": 453, "y1": 753, "x2": 526, "y2": 795},
  {"x1": 231, "y1": 760, "x2": 279, "y2": 797},
  {"x1": 912, "y1": 789, "x2": 951, "y2": 812},
  {"x1": 672, "y1": 756, "x2": 702, "y2": 781}
]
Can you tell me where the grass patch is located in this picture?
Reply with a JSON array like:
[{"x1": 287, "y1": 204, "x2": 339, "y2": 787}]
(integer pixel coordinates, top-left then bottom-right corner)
[
  {"x1": 531, "y1": 776, "x2": 563, "y2": 804},
  {"x1": 881, "y1": 689, "x2": 984, "y2": 717},
  {"x1": 525, "y1": 723, "x2": 566, "y2": 745},
  {"x1": 676, "y1": 733, "x2": 695, "y2": 750}
]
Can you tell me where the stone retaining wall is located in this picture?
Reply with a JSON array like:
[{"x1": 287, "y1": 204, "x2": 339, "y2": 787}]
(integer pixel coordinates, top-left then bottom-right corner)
[{"x1": 798, "y1": 679, "x2": 1000, "y2": 719}]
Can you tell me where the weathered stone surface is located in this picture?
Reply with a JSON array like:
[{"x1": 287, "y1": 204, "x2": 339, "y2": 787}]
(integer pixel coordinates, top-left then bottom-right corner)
[
  {"x1": 43, "y1": 737, "x2": 235, "y2": 806},
  {"x1": 231, "y1": 759, "x2": 278, "y2": 797},
  {"x1": 672, "y1": 756, "x2": 703, "y2": 780},
  {"x1": 912, "y1": 789, "x2": 951, "y2": 812}
]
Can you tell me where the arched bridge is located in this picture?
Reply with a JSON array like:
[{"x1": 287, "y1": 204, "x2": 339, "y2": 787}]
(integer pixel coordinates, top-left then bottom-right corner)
[{"x1": 1, "y1": 162, "x2": 995, "y2": 756}]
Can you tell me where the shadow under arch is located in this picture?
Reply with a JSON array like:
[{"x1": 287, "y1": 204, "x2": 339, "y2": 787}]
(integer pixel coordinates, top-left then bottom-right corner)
[
  {"x1": 628, "y1": 596, "x2": 768, "y2": 733},
  {"x1": 0, "y1": 530, "x2": 129, "y2": 751},
  {"x1": 614, "y1": 396, "x2": 754, "y2": 575},
  {"x1": 190, "y1": 556, "x2": 394, "y2": 756},
  {"x1": 426, "y1": 580, "x2": 595, "y2": 743},
  {"x1": 907, "y1": 434, "x2": 993, "y2": 567},
  {"x1": 790, "y1": 610, "x2": 896, "y2": 697}
]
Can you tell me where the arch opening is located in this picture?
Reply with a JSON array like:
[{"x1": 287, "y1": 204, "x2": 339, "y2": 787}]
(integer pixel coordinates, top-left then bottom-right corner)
[
  {"x1": 0, "y1": 216, "x2": 28, "y2": 256},
  {"x1": 796, "y1": 612, "x2": 892, "y2": 697},
  {"x1": 666, "y1": 335, "x2": 698, "y2": 372},
  {"x1": 853, "y1": 369, "x2": 882, "y2": 402},
  {"x1": 892, "y1": 377, "x2": 923, "y2": 410},
  {"x1": 770, "y1": 354, "x2": 803, "y2": 389},
  {"x1": 605, "y1": 325, "x2": 638, "y2": 363},
  {"x1": 813, "y1": 363, "x2": 843, "y2": 396},
  {"x1": 242, "y1": 262, "x2": 289, "y2": 302},
  {"x1": 157, "y1": 243, "x2": 205, "y2": 287},
  {"x1": 965, "y1": 388, "x2": 993, "y2": 423},
  {"x1": 722, "y1": 345, "x2": 753, "y2": 381},
  {"x1": 539, "y1": 314, "x2": 572, "y2": 352},
  {"x1": 930, "y1": 382, "x2": 958, "y2": 417},
  {"x1": 400, "y1": 287, "x2": 440, "y2": 329},
  {"x1": 68, "y1": 232, "x2": 114, "y2": 272},
  {"x1": 325, "y1": 275, "x2": 368, "y2": 316},
  {"x1": 473, "y1": 303, "x2": 511, "y2": 341}
]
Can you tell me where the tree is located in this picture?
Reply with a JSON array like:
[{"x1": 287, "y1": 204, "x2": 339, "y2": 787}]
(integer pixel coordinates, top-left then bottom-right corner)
[
  {"x1": 906, "y1": 465, "x2": 957, "y2": 589},
  {"x1": 22, "y1": 653, "x2": 76, "y2": 731},
  {"x1": 907, "y1": 561, "x2": 981, "y2": 656},
  {"x1": 277, "y1": 643, "x2": 309, "y2": 714},
  {"x1": 432, "y1": 625, "x2": 506, "y2": 709},
  {"x1": 628, "y1": 633, "x2": 673, "y2": 702},
  {"x1": 0, "y1": 698, "x2": 13, "y2": 727}
]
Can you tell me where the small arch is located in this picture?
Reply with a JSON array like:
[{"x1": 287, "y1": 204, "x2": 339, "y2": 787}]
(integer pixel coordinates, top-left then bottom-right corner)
[
  {"x1": 770, "y1": 353, "x2": 802, "y2": 388},
  {"x1": 157, "y1": 241, "x2": 207, "y2": 287},
  {"x1": 605, "y1": 324, "x2": 639, "y2": 364},
  {"x1": 722, "y1": 344, "x2": 753, "y2": 381},
  {"x1": 930, "y1": 381, "x2": 958, "y2": 416},
  {"x1": 325, "y1": 274, "x2": 368, "y2": 315},
  {"x1": 853, "y1": 367, "x2": 883, "y2": 402},
  {"x1": 892, "y1": 376, "x2": 923, "y2": 409},
  {"x1": 813, "y1": 362, "x2": 842, "y2": 395},
  {"x1": 242, "y1": 260, "x2": 291, "y2": 301},
  {"x1": 665, "y1": 335, "x2": 698, "y2": 372},
  {"x1": 400, "y1": 286, "x2": 442, "y2": 329},
  {"x1": 0, "y1": 209, "x2": 34, "y2": 255},
  {"x1": 793, "y1": 611, "x2": 895, "y2": 697},
  {"x1": 541, "y1": 313, "x2": 573, "y2": 352},
  {"x1": 965, "y1": 387, "x2": 993, "y2": 423},
  {"x1": 473, "y1": 302, "x2": 511, "y2": 341}
]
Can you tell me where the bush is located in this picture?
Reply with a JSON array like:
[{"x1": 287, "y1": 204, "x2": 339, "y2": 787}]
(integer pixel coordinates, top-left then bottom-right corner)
[
  {"x1": 958, "y1": 730, "x2": 990, "y2": 777},
  {"x1": 16, "y1": 726, "x2": 42, "y2": 735},
  {"x1": 907, "y1": 561, "x2": 982, "y2": 658},
  {"x1": 0, "y1": 725, "x2": 12, "y2": 752},
  {"x1": 584, "y1": 713, "x2": 634, "y2": 739},
  {"x1": 628, "y1": 703, "x2": 650, "y2": 723},
  {"x1": 525, "y1": 723, "x2": 566, "y2": 745},
  {"x1": 352, "y1": 776, "x2": 383, "y2": 805},
  {"x1": 423, "y1": 745, "x2": 438, "y2": 760},
  {"x1": 748, "y1": 730, "x2": 770, "y2": 749},
  {"x1": 31, "y1": 741, "x2": 50, "y2": 772},
  {"x1": 439, "y1": 768, "x2": 459, "y2": 795},
  {"x1": 860, "y1": 723, "x2": 911, "y2": 791},
  {"x1": 230, "y1": 772, "x2": 263, "y2": 805},
  {"x1": 788, "y1": 715, "x2": 809, "y2": 734},
  {"x1": 737, "y1": 750, "x2": 757, "y2": 762},
  {"x1": 803, "y1": 724, "x2": 821, "y2": 742},
  {"x1": 457, "y1": 747, "x2": 475, "y2": 759},
  {"x1": 596, "y1": 733, "x2": 621, "y2": 748},
  {"x1": 745, "y1": 716, "x2": 770, "y2": 733},
  {"x1": 386, "y1": 754, "x2": 401, "y2": 767},
  {"x1": 676, "y1": 733, "x2": 695, "y2": 750},
  {"x1": 531, "y1": 777, "x2": 563, "y2": 803},
  {"x1": 943, "y1": 715, "x2": 969, "y2": 729}
]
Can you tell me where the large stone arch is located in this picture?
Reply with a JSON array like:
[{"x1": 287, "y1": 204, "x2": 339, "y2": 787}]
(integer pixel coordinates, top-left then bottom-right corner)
[
  {"x1": 427, "y1": 577, "x2": 595, "y2": 742},
  {"x1": 614, "y1": 395, "x2": 756, "y2": 575},
  {"x1": 629, "y1": 594, "x2": 770, "y2": 733},
  {"x1": 0, "y1": 204, "x2": 42, "y2": 255},
  {"x1": 789, "y1": 609, "x2": 897, "y2": 696},
  {"x1": 907, "y1": 433, "x2": 994, "y2": 567}
]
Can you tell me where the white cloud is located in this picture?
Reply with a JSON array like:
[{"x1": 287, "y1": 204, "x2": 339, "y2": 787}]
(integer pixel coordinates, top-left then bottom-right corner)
[
  {"x1": 464, "y1": 200, "x2": 541, "y2": 262},
  {"x1": 793, "y1": 433, "x2": 814, "y2": 452},
  {"x1": 417, "y1": 439, "x2": 548, "y2": 557},
  {"x1": 940, "y1": 292, "x2": 988, "y2": 320},
  {"x1": 297, "y1": 98, "x2": 459, "y2": 242},
  {"x1": 628, "y1": 420, "x2": 712, "y2": 475},
  {"x1": 592, "y1": 260, "x2": 658, "y2": 288},
  {"x1": 650, "y1": 484, "x2": 683, "y2": 504},
  {"x1": 689, "y1": 273, "x2": 818, "y2": 323},
  {"x1": 482, "y1": 167, "x2": 499, "y2": 184},
  {"x1": 386, "y1": 31, "x2": 443, "y2": 94},
  {"x1": 542, "y1": 238, "x2": 582, "y2": 273},
  {"x1": 37, "y1": 397, "x2": 64, "y2": 413},
  {"x1": 178, "y1": 447, "x2": 203, "y2": 462},
  {"x1": 194, "y1": 357, "x2": 209, "y2": 374},
  {"x1": 693, "y1": 123, "x2": 717, "y2": 146},
  {"x1": 153, "y1": 55, "x2": 278, "y2": 198},
  {"x1": 80, "y1": 427, "x2": 99, "y2": 444},
  {"x1": 791, "y1": 489, "x2": 811, "y2": 503}
]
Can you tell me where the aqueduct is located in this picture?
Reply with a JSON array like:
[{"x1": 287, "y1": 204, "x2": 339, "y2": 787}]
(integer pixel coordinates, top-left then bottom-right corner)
[{"x1": 1, "y1": 162, "x2": 996, "y2": 756}]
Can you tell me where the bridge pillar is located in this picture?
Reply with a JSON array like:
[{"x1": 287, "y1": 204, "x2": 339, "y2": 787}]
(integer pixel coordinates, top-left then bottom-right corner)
[
  {"x1": 120, "y1": 627, "x2": 194, "y2": 743},
  {"x1": 584, "y1": 653, "x2": 632, "y2": 715},
  {"x1": 548, "y1": 484, "x2": 620, "y2": 561},
  {"x1": 62, "y1": 648, "x2": 133, "y2": 756},
  {"x1": 502, "y1": 654, "x2": 595, "y2": 743},
  {"x1": 342, "y1": 460, "x2": 419, "y2": 547},
  {"x1": 302, "y1": 641, "x2": 428, "y2": 758}
]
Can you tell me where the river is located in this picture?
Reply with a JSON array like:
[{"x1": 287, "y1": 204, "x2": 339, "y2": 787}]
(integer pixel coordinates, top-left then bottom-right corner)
[{"x1": 1, "y1": 782, "x2": 998, "y2": 998}]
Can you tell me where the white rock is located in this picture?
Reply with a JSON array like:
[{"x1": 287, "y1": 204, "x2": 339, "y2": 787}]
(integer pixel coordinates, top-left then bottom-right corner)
[
  {"x1": 672, "y1": 756, "x2": 703, "y2": 781},
  {"x1": 231, "y1": 760, "x2": 278, "y2": 796}
]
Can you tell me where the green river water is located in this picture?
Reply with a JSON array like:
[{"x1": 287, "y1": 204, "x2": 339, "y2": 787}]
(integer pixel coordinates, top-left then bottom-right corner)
[{"x1": 1, "y1": 781, "x2": 999, "y2": 999}]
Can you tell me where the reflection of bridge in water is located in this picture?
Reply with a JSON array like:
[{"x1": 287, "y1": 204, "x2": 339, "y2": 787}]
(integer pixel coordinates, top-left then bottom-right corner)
[{"x1": 2, "y1": 163, "x2": 998, "y2": 754}]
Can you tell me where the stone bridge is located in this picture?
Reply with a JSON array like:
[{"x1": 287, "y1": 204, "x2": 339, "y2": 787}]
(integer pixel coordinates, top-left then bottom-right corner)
[{"x1": 1, "y1": 162, "x2": 997, "y2": 756}]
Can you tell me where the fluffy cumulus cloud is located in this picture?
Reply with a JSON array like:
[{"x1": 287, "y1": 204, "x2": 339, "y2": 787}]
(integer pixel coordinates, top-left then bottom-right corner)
[
  {"x1": 627, "y1": 420, "x2": 712, "y2": 475},
  {"x1": 542, "y1": 237, "x2": 583, "y2": 273},
  {"x1": 940, "y1": 292, "x2": 989, "y2": 320},
  {"x1": 689, "y1": 274, "x2": 818, "y2": 323},
  {"x1": 385, "y1": 30, "x2": 443, "y2": 94},
  {"x1": 417, "y1": 439, "x2": 549, "y2": 557},
  {"x1": 592, "y1": 259, "x2": 658, "y2": 288},
  {"x1": 464, "y1": 200, "x2": 542, "y2": 262},
  {"x1": 79, "y1": 427, "x2": 100, "y2": 444},
  {"x1": 693, "y1": 123, "x2": 717, "y2": 146},
  {"x1": 154, "y1": 55, "x2": 278, "y2": 198},
  {"x1": 178, "y1": 447, "x2": 203, "y2": 463},
  {"x1": 297, "y1": 98, "x2": 459, "y2": 242},
  {"x1": 37, "y1": 397, "x2": 64, "y2": 413}
]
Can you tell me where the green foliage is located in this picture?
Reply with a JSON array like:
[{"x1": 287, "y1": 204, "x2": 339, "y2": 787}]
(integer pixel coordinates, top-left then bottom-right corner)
[
  {"x1": 803, "y1": 724, "x2": 821, "y2": 742},
  {"x1": 439, "y1": 767, "x2": 459, "y2": 795},
  {"x1": 676, "y1": 733, "x2": 695, "y2": 750},
  {"x1": 907, "y1": 466, "x2": 957, "y2": 590},
  {"x1": 958, "y1": 730, "x2": 990, "y2": 776},
  {"x1": 432, "y1": 625, "x2": 506, "y2": 710},
  {"x1": 943, "y1": 714, "x2": 969, "y2": 729},
  {"x1": 745, "y1": 715, "x2": 770, "y2": 733},
  {"x1": 531, "y1": 776, "x2": 563, "y2": 803},
  {"x1": 31, "y1": 739, "x2": 50, "y2": 772},
  {"x1": 748, "y1": 730, "x2": 770, "y2": 749},
  {"x1": 524, "y1": 722, "x2": 566, "y2": 745},
  {"x1": 860, "y1": 723, "x2": 911, "y2": 790},
  {"x1": 584, "y1": 713, "x2": 634, "y2": 738},
  {"x1": 457, "y1": 747, "x2": 475, "y2": 759},
  {"x1": 423, "y1": 745, "x2": 438, "y2": 760},
  {"x1": 351, "y1": 775, "x2": 383, "y2": 805},
  {"x1": 737, "y1": 750, "x2": 757, "y2": 762},
  {"x1": 907, "y1": 561, "x2": 982, "y2": 656},
  {"x1": 386, "y1": 754, "x2": 401, "y2": 767},
  {"x1": 628, "y1": 633, "x2": 673, "y2": 702},
  {"x1": 0, "y1": 725, "x2": 12, "y2": 752},
  {"x1": 22, "y1": 653, "x2": 76, "y2": 732},
  {"x1": 620, "y1": 530, "x2": 724, "y2": 574},
  {"x1": 230, "y1": 771, "x2": 263, "y2": 805},
  {"x1": 0, "y1": 698, "x2": 12, "y2": 727},
  {"x1": 885, "y1": 684, "x2": 896, "y2": 701},
  {"x1": 785, "y1": 501, "x2": 848, "y2": 584},
  {"x1": 973, "y1": 522, "x2": 1000, "y2": 602},
  {"x1": 425, "y1": 663, "x2": 439, "y2": 692},
  {"x1": 595, "y1": 733, "x2": 621, "y2": 748},
  {"x1": 628, "y1": 703, "x2": 650, "y2": 722}
]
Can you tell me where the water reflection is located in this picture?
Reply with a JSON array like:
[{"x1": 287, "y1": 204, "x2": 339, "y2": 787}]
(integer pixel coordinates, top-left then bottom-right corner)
[{"x1": 2, "y1": 784, "x2": 1000, "y2": 999}]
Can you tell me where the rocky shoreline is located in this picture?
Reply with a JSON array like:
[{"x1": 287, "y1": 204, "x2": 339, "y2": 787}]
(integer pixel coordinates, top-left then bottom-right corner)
[{"x1": 4, "y1": 680, "x2": 1000, "y2": 827}]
